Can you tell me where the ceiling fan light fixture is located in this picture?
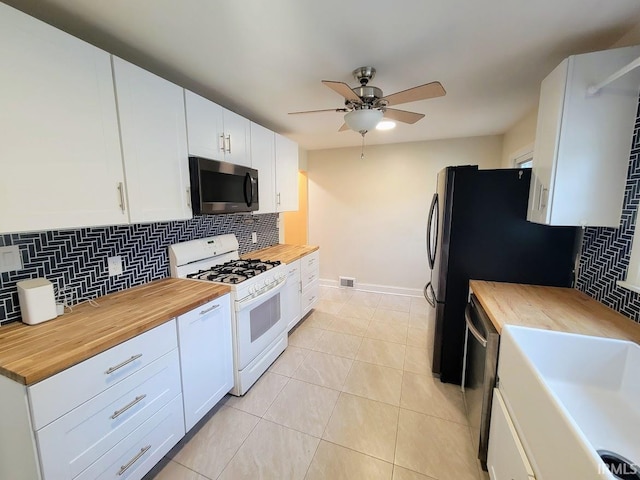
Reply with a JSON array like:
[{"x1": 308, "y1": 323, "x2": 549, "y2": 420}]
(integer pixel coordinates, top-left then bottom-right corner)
[
  {"x1": 344, "y1": 108, "x2": 383, "y2": 134},
  {"x1": 376, "y1": 120, "x2": 396, "y2": 131}
]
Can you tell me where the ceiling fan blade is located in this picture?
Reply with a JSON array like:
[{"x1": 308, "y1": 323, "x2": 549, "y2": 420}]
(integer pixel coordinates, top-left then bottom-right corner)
[
  {"x1": 288, "y1": 108, "x2": 346, "y2": 115},
  {"x1": 338, "y1": 123, "x2": 350, "y2": 132},
  {"x1": 384, "y1": 108, "x2": 425, "y2": 124},
  {"x1": 322, "y1": 80, "x2": 361, "y2": 103},
  {"x1": 383, "y1": 81, "x2": 446, "y2": 106}
]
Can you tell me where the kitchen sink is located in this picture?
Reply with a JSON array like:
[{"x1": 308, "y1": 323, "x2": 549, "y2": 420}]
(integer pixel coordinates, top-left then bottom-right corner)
[{"x1": 498, "y1": 325, "x2": 639, "y2": 480}]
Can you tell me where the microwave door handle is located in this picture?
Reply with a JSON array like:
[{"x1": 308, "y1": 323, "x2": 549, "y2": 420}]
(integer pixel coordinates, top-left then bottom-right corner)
[{"x1": 243, "y1": 172, "x2": 252, "y2": 207}]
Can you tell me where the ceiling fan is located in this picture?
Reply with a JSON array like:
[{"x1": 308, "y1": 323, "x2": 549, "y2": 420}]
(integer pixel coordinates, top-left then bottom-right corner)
[{"x1": 289, "y1": 66, "x2": 446, "y2": 136}]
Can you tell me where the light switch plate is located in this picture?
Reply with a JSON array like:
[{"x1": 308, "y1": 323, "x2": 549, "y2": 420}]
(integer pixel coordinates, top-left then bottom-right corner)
[
  {"x1": 107, "y1": 256, "x2": 123, "y2": 276},
  {"x1": 252, "y1": 232, "x2": 257, "y2": 244},
  {"x1": 0, "y1": 246, "x2": 22, "y2": 273}
]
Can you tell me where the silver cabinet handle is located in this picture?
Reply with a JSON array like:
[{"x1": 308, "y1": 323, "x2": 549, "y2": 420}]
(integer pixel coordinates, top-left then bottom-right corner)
[
  {"x1": 117, "y1": 445, "x2": 151, "y2": 476},
  {"x1": 117, "y1": 182, "x2": 126, "y2": 213},
  {"x1": 309, "y1": 275, "x2": 315, "y2": 281},
  {"x1": 110, "y1": 394, "x2": 146, "y2": 419},
  {"x1": 277, "y1": 192, "x2": 281, "y2": 205},
  {"x1": 308, "y1": 295, "x2": 316, "y2": 304},
  {"x1": 105, "y1": 354, "x2": 142, "y2": 375},
  {"x1": 219, "y1": 134, "x2": 226, "y2": 153},
  {"x1": 186, "y1": 187, "x2": 191, "y2": 208},
  {"x1": 226, "y1": 134, "x2": 231, "y2": 153},
  {"x1": 200, "y1": 304, "x2": 221, "y2": 315}
]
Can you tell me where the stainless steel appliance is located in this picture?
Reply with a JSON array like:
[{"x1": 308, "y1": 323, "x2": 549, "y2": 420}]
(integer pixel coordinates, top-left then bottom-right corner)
[
  {"x1": 169, "y1": 234, "x2": 287, "y2": 395},
  {"x1": 189, "y1": 156, "x2": 258, "y2": 214},
  {"x1": 462, "y1": 293, "x2": 499, "y2": 471}
]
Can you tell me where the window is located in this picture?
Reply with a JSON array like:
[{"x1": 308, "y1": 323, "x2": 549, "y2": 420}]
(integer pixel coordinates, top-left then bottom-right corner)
[{"x1": 511, "y1": 145, "x2": 534, "y2": 169}]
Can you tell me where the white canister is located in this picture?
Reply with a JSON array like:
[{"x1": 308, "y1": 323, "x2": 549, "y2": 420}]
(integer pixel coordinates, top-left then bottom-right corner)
[{"x1": 17, "y1": 278, "x2": 58, "y2": 325}]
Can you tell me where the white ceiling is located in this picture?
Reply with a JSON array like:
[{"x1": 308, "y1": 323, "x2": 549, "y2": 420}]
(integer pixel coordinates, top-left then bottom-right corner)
[{"x1": 5, "y1": 0, "x2": 640, "y2": 150}]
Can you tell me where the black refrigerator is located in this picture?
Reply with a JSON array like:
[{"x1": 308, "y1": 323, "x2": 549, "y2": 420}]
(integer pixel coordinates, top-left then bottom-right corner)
[{"x1": 425, "y1": 166, "x2": 577, "y2": 384}]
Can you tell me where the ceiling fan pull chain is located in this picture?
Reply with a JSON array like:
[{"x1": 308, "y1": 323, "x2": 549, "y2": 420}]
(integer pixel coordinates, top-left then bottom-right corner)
[{"x1": 361, "y1": 133, "x2": 365, "y2": 159}]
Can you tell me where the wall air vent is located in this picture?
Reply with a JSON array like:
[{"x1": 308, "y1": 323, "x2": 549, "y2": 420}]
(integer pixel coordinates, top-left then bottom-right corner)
[{"x1": 339, "y1": 276, "x2": 355, "y2": 288}]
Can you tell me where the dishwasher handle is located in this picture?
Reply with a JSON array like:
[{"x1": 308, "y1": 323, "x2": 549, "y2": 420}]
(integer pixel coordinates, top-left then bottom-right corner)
[{"x1": 465, "y1": 303, "x2": 487, "y2": 348}]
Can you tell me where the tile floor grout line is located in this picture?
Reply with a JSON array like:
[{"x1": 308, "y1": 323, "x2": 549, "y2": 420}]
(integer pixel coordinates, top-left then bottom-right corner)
[{"x1": 169, "y1": 459, "x2": 216, "y2": 480}]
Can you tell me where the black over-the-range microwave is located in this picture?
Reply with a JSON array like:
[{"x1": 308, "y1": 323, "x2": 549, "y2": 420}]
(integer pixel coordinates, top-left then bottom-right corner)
[{"x1": 189, "y1": 156, "x2": 259, "y2": 214}]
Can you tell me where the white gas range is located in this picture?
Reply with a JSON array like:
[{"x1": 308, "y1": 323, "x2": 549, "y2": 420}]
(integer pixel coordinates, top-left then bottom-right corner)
[{"x1": 169, "y1": 234, "x2": 288, "y2": 396}]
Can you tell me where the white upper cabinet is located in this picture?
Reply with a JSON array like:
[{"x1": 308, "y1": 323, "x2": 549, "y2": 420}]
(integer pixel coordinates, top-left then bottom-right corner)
[
  {"x1": 0, "y1": 3, "x2": 126, "y2": 234},
  {"x1": 184, "y1": 90, "x2": 224, "y2": 161},
  {"x1": 184, "y1": 91, "x2": 251, "y2": 167},
  {"x1": 112, "y1": 57, "x2": 191, "y2": 223},
  {"x1": 275, "y1": 134, "x2": 300, "y2": 212},
  {"x1": 527, "y1": 46, "x2": 640, "y2": 227},
  {"x1": 250, "y1": 122, "x2": 277, "y2": 214},
  {"x1": 222, "y1": 109, "x2": 251, "y2": 167}
]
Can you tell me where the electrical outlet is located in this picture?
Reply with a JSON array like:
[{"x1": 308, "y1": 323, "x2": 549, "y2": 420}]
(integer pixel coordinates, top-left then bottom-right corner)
[
  {"x1": 0, "y1": 246, "x2": 22, "y2": 273},
  {"x1": 251, "y1": 232, "x2": 257, "y2": 244},
  {"x1": 107, "y1": 256, "x2": 123, "y2": 276}
]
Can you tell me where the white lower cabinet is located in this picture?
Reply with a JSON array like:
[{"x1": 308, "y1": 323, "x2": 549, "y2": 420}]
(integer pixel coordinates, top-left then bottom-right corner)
[
  {"x1": 75, "y1": 394, "x2": 184, "y2": 480},
  {"x1": 300, "y1": 250, "x2": 320, "y2": 317},
  {"x1": 487, "y1": 389, "x2": 536, "y2": 480},
  {"x1": 283, "y1": 260, "x2": 302, "y2": 332},
  {"x1": 30, "y1": 321, "x2": 184, "y2": 480},
  {"x1": 37, "y1": 350, "x2": 182, "y2": 479},
  {"x1": 177, "y1": 294, "x2": 233, "y2": 431}
]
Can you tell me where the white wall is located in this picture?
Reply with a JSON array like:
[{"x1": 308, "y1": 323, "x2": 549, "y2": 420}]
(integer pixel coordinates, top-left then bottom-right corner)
[
  {"x1": 500, "y1": 107, "x2": 538, "y2": 168},
  {"x1": 307, "y1": 135, "x2": 503, "y2": 294}
]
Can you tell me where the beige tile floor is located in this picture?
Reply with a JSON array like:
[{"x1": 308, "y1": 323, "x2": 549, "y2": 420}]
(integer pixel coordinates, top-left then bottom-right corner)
[{"x1": 145, "y1": 287, "x2": 488, "y2": 480}]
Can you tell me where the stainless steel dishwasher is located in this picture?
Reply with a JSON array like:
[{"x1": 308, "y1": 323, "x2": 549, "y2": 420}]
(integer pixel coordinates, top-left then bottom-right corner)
[{"x1": 461, "y1": 293, "x2": 500, "y2": 471}]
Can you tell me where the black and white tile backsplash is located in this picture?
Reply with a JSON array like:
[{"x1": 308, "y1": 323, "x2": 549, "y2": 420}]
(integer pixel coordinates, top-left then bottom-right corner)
[
  {"x1": 0, "y1": 213, "x2": 279, "y2": 325},
  {"x1": 576, "y1": 95, "x2": 640, "y2": 322}
]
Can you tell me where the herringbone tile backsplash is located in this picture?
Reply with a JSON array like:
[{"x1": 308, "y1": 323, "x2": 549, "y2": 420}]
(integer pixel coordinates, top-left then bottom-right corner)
[
  {"x1": 0, "y1": 213, "x2": 278, "y2": 324},
  {"x1": 576, "y1": 96, "x2": 640, "y2": 322}
]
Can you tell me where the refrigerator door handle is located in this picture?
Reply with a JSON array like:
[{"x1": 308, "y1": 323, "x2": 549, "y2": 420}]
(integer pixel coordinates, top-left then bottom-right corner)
[
  {"x1": 427, "y1": 193, "x2": 439, "y2": 269},
  {"x1": 424, "y1": 282, "x2": 436, "y2": 308}
]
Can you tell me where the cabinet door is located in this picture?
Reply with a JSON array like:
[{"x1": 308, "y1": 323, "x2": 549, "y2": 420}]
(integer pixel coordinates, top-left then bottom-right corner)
[
  {"x1": 275, "y1": 134, "x2": 300, "y2": 212},
  {"x1": 0, "y1": 3, "x2": 126, "y2": 234},
  {"x1": 177, "y1": 294, "x2": 233, "y2": 432},
  {"x1": 223, "y1": 109, "x2": 251, "y2": 167},
  {"x1": 487, "y1": 389, "x2": 536, "y2": 480},
  {"x1": 283, "y1": 261, "x2": 301, "y2": 331},
  {"x1": 527, "y1": 59, "x2": 567, "y2": 225},
  {"x1": 113, "y1": 57, "x2": 191, "y2": 223},
  {"x1": 184, "y1": 90, "x2": 225, "y2": 161},
  {"x1": 251, "y1": 122, "x2": 277, "y2": 214}
]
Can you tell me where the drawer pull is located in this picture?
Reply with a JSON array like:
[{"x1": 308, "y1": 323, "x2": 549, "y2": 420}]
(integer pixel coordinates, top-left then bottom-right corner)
[
  {"x1": 110, "y1": 394, "x2": 147, "y2": 420},
  {"x1": 117, "y1": 445, "x2": 151, "y2": 476},
  {"x1": 309, "y1": 296, "x2": 316, "y2": 304},
  {"x1": 105, "y1": 354, "x2": 143, "y2": 375},
  {"x1": 200, "y1": 304, "x2": 221, "y2": 315},
  {"x1": 309, "y1": 275, "x2": 315, "y2": 281}
]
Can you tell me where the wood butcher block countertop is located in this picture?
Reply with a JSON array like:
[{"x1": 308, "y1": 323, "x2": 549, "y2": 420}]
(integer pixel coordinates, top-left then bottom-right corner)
[
  {"x1": 241, "y1": 244, "x2": 319, "y2": 264},
  {"x1": 0, "y1": 278, "x2": 230, "y2": 385},
  {"x1": 469, "y1": 280, "x2": 640, "y2": 344}
]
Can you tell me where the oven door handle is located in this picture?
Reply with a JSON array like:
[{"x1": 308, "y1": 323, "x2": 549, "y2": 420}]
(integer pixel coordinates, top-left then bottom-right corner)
[
  {"x1": 235, "y1": 275, "x2": 287, "y2": 312},
  {"x1": 465, "y1": 304, "x2": 487, "y2": 348}
]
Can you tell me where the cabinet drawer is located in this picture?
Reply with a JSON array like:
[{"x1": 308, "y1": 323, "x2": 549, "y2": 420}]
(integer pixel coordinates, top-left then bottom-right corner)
[
  {"x1": 75, "y1": 393, "x2": 184, "y2": 480},
  {"x1": 300, "y1": 251, "x2": 319, "y2": 276},
  {"x1": 29, "y1": 320, "x2": 177, "y2": 430},
  {"x1": 301, "y1": 280, "x2": 319, "y2": 316},
  {"x1": 37, "y1": 349, "x2": 181, "y2": 480},
  {"x1": 301, "y1": 252, "x2": 319, "y2": 289},
  {"x1": 487, "y1": 389, "x2": 535, "y2": 480}
]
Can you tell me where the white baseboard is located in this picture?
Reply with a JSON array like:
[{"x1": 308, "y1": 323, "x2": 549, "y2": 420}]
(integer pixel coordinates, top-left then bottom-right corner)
[{"x1": 319, "y1": 278, "x2": 422, "y2": 297}]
